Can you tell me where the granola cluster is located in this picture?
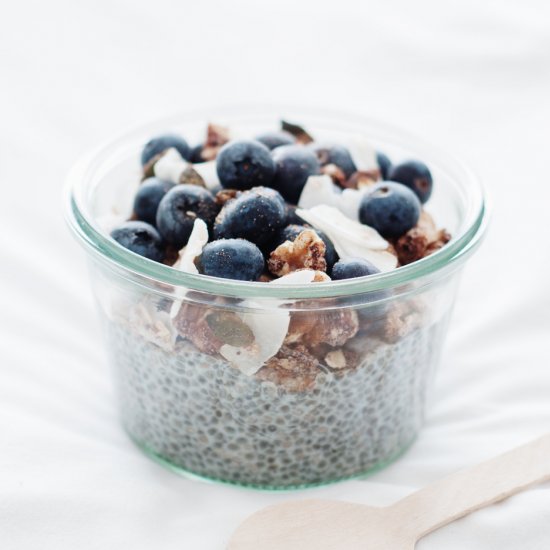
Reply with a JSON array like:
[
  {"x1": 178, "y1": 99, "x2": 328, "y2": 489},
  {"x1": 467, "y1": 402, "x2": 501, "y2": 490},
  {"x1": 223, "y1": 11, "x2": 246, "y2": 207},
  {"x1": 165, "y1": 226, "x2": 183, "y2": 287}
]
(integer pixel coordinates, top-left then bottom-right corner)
[{"x1": 268, "y1": 229, "x2": 326, "y2": 276}]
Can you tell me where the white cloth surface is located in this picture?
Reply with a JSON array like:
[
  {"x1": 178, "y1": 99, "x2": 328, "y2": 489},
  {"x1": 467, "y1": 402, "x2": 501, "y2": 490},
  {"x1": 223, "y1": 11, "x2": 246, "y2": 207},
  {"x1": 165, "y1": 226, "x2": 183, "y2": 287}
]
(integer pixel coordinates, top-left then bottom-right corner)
[{"x1": 1, "y1": 0, "x2": 550, "y2": 547}]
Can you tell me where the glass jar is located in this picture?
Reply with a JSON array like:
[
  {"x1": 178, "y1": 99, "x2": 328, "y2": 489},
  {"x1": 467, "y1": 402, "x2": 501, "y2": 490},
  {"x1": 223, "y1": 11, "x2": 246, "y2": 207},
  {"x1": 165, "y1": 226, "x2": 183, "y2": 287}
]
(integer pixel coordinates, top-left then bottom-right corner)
[{"x1": 65, "y1": 106, "x2": 487, "y2": 489}]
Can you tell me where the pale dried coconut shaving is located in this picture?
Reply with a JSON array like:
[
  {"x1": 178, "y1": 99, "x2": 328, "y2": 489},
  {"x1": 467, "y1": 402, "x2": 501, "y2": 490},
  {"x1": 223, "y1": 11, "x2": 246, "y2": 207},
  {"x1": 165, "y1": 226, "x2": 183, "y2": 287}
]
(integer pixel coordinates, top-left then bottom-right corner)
[
  {"x1": 219, "y1": 269, "x2": 317, "y2": 375},
  {"x1": 129, "y1": 301, "x2": 178, "y2": 352},
  {"x1": 169, "y1": 218, "x2": 209, "y2": 319},
  {"x1": 296, "y1": 205, "x2": 398, "y2": 272},
  {"x1": 298, "y1": 174, "x2": 369, "y2": 221},
  {"x1": 346, "y1": 134, "x2": 378, "y2": 172}
]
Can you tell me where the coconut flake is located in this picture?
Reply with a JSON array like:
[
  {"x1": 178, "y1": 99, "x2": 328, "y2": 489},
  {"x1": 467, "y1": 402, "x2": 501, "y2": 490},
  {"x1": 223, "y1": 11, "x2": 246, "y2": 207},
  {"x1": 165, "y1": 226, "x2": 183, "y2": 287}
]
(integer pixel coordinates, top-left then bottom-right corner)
[
  {"x1": 129, "y1": 301, "x2": 178, "y2": 352},
  {"x1": 298, "y1": 175, "x2": 341, "y2": 210},
  {"x1": 153, "y1": 148, "x2": 190, "y2": 183},
  {"x1": 172, "y1": 218, "x2": 209, "y2": 274},
  {"x1": 347, "y1": 134, "x2": 378, "y2": 172},
  {"x1": 338, "y1": 188, "x2": 370, "y2": 221},
  {"x1": 220, "y1": 308, "x2": 290, "y2": 376},
  {"x1": 298, "y1": 174, "x2": 369, "y2": 221},
  {"x1": 296, "y1": 205, "x2": 398, "y2": 272},
  {"x1": 169, "y1": 219, "x2": 209, "y2": 318},
  {"x1": 192, "y1": 160, "x2": 221, "y2": 192},
  {"x1": 219, "y1": 270, "x2": 318, "y2": 375},
  {"x1": 270, "y1": 269, "x2": 317, "y2": 285}
]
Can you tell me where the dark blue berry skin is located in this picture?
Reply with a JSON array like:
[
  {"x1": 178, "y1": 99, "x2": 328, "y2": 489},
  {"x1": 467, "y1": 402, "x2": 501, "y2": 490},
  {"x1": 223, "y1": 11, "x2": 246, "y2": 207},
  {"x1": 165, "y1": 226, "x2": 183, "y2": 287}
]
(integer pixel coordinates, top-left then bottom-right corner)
[
  {"x1": 214, "y1": 188, "x2": 287, "y2": 248},
  {"x1": 133, "y1": 178, "x2": 175, "y2": 226},
  {"x1": 285, "y1": 204, "x2": 306, "y2": 226},
  {"x1": 255, "y1": 131, "x2": 295, "y2": 150},
  {"x1": 141, "y1": 134, "x2": 191, "y2": 166},
  {"x1": 388, "y1": 160, "x2": 433, "y2": 203},
  {"x1": 216, "y1": 140, "x2": 275, "y2": 191},
  {"x1": 271, "y1": 145, "x2": 321, "y2": 204},
  {"x1": 156, "y1": 184, "x2": 218, "y2": 249},
  {"x1": 309, "y1": 143, "x2": 357, "y2": 179},
  {"x1": 376, "y1": 152, "x2": 392, "y2": 180},
  {"x1": 197, "y1": 238, "x2": 265, "y2": 281},
  {"x1": 273, "y1": 224, "x2": 339, "y2": 273},
  {"x1": 189, "y1": 143, "x2": 205, "y2": 163},
  {"x1": 359, "y1": 182, "x2": 421, "y2": 239},
  {"x1": 110, "y1": 221, "x2": 165, "y2": 263},
  {"x1": 331, "y1": 257, "x2": 380, "y2": 280}
]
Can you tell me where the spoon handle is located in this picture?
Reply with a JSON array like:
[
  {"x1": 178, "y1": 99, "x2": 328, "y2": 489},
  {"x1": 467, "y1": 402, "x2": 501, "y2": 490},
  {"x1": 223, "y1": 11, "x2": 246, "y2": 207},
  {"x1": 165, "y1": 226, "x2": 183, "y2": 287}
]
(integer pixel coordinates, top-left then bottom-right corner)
[{"x1": 390, "y1": 434, "x2": 550, "y2": 541}]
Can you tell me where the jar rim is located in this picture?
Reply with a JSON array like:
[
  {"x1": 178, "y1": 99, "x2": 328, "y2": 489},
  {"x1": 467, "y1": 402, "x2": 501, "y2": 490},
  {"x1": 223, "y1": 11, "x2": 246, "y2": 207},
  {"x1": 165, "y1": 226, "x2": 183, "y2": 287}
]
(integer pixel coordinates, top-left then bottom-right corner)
[{"x1": 65, "y1": 105, "x2": 489, "y2": 299}]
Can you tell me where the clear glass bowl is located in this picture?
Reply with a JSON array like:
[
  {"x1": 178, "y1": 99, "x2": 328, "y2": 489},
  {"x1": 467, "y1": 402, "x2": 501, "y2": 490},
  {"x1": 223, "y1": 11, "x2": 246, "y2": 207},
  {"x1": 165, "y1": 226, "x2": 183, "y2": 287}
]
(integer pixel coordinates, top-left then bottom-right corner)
[{"x1": 65, "y1": 106, "x2": 487, "y2": 489}]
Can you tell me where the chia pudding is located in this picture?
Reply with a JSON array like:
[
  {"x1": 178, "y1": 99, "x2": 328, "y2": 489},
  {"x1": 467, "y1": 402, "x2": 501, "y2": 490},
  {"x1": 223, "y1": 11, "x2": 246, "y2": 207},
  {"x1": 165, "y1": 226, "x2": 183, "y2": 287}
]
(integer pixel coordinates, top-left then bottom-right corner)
[
  {"x1": 105, "y1": 307, "x2": 450, "y2": 488},
  {"x1": 67, "y1": 111, "x2": 486, "y2": 489}
]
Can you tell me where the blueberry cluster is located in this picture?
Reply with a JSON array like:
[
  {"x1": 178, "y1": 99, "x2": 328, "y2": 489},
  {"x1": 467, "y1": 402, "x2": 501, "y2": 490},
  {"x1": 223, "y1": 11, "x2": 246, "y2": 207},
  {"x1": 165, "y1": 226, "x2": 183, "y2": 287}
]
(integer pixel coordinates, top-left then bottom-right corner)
[{"x1": 110, "y1": 121, "x2": 440, "y2": 282}]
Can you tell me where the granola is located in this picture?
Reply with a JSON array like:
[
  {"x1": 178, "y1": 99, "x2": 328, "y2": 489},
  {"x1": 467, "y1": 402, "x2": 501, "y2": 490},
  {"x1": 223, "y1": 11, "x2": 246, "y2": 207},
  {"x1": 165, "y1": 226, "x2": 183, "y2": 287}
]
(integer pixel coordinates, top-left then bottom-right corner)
[{"x1": 268, "y1": 229, "x2": 327, "y2": 276}]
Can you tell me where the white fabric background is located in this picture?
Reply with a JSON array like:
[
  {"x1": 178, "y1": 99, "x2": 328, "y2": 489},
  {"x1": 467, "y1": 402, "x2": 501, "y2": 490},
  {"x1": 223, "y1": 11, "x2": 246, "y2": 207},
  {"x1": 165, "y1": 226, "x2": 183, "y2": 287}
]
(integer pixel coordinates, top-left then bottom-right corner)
[{"x1": 1, "y1": 0, "x2": 550, "y2": 547}]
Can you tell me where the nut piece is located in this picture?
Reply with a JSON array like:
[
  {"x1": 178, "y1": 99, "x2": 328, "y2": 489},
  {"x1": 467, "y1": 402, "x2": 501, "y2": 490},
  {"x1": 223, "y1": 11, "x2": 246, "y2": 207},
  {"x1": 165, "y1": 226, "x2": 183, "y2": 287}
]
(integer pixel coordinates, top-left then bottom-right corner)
[
  {"x1": 324, "y1": 348, "x2": 359, "y2": 370},
  {"x1": 321, "y1": 163, "x2": 347, "y2": 187},
  {"x1": 268, "y1": 229, "x2": 327, "y2": 277},
  {"x1": 180, "y1": 165, "x2": 206, "y2": 187},
  {"x1": 173, "y1": 302, "x2": 223, "y2": 355},
  {"x1": 205, "y1": 311, "x2": 255, "y2": 347},
  {"x1": 142, "y1": 151, "x2": 165, "y2": 179},
  {"x1": 325, "y1": 349, "x2": 347, "y2": 369},
  {"x1": 343, "y1": 169, "x2": 380, "y2": 189},
  {"x1": 281, "y1": 120, "x2": 314, "y2": 144},
  {"x1": 312, "y1": 271, "x2": 331, "y2": 282},
  {"x1": 200, "y1": 123, "x2": 230, "y2": 161},
  {"x1": 286, "y1": 309, "x2": 359, "y2": 347},
  {"x1": 257, "y1": 344, "x2": 320, "y2": 392},
  {"x1": 375, "y1": 301, "x2": 424, "y2": 344},
  {"x1": 394, "y1": 210, "x2": 451, "y2": 265},
  {"x1": 215, "y1": 188, "x2": 238, "y2": 207}
]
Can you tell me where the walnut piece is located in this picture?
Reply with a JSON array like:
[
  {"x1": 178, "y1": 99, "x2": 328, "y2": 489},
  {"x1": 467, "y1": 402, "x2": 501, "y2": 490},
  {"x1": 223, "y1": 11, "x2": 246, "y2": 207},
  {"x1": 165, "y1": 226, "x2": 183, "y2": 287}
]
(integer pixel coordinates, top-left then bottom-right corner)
[
  {"x1": 172, "y1": 302, "x2": 223, "y2": 355},
  {"x1": 142, "y1": 151, "x2": 165, "y2": 179},
  {"x1": 394, "y1": 210, "x2": 451, "y2": 265},
  {"x1": 320, "y1": 163, "x2": 347, "y2": 187},
  {"x1": 268, "y1": 229, "x2": 327, "y2": 277},
  {"x1": 281, "y1": 120, "x2": 314, "y2": 144},
  {"x1": 215, "y1": 188, "x2": 238, "y2": 207},
  {"x1": 312, "y1": 271, "x2": 331, "y2": 282},
  {"x1": 324, "y1": 348, "x2": 359, "y2": 370},
  {"x1": 200, "y1": 123, "x2": 230, "y2": 161},
  {"x1": 343, "y1": 169, "x2": 380, "y2": 189},
  {"x1": 374, "y1": 301, "x2": 425, "y2": 344},
  {"x1": 286, "y1": 309, "x2": 359, "y2": 347},
  {"x1": 257, "y1": 344, "x2": 319, "y2": 392}
]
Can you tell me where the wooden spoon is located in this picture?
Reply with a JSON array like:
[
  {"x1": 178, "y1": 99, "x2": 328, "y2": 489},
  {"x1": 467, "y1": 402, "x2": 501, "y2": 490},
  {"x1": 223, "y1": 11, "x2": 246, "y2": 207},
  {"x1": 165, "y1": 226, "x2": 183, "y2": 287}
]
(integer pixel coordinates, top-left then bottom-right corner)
[{"x1": 228, "y1": 434, "x2": 550, "y2": 549}]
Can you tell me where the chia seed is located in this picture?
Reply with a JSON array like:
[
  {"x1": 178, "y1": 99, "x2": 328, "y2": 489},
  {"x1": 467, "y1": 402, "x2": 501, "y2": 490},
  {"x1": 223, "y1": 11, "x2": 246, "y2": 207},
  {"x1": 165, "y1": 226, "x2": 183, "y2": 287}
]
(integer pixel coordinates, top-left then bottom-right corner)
[{"x1": 105, "y1": 313, "x2": 449, "y2": 489}]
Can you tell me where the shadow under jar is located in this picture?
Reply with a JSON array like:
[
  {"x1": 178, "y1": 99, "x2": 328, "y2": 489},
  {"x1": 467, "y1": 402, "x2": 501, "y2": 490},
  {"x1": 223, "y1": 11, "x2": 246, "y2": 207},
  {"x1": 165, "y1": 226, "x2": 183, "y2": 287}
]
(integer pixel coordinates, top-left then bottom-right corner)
[{"x1": 66, "y1": 107, "x2": 487, "y2": 489}]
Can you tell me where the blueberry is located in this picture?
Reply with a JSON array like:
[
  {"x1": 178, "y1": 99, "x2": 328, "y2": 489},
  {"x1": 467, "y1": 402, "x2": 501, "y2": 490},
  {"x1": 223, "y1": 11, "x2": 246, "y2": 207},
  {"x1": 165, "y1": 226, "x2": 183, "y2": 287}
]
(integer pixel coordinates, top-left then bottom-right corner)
[
  {"x1": 284, "y1": 204, "x2": 306, "y2": 226},
  {"x1": 271, "y1": 145, "x2": 321, "y2": 204},
  {"x1": 141, "y1": 134, "x2": 190, "y2": 166},
  {"x1": 359, "y1": 182, "x2": 421, "y2": 238},
  {"x1": 189, "y1": 143, "x2": 205, "y2": 163},
  {"x1": 255, "y1": 131, "x2": 295, "y2": 150},
  {"x1": 110, "y1": 221, "x2": 165, "y2": 263},
  {"x1": 273, "y1": 224, "x2": 339, "y2": 272},
  {"x1": 216, "y1": 140, "x2": 275, "y2": 191},
  {"x1": 156, "y1": 184, "x2": 218, "y2": 249},
  {"x1": 133, "y1": 177, "x2": 175, "y2": 225},
  {"x1": 197, "y1": 239, "x2": 265, "y2": 281},
  {"x1": 214, "y1": 187, "x2": 287, "y2": 247},
  {"x1": 388, "y1": 160, "x2": 433, "y2": 203},
  {"x1": 309, "y1": 143, "x2": 357, "y2": 178},
  {"x1": 331, "y1": 257, "x2": 380, "y2": 280},
  {"x1": 376, "y1": 152, "x2": 392, "y2": 180}
]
